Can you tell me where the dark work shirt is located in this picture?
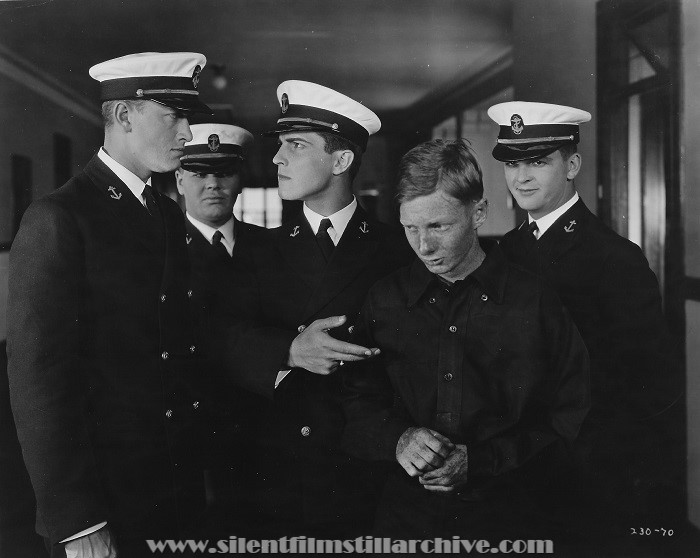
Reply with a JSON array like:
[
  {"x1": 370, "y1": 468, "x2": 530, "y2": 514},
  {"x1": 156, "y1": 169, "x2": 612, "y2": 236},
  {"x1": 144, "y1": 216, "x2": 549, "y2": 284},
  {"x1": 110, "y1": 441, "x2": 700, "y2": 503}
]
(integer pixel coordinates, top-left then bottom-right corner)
[{"x1": 342, "y1": 244, "x2": 590, "y2": 482}]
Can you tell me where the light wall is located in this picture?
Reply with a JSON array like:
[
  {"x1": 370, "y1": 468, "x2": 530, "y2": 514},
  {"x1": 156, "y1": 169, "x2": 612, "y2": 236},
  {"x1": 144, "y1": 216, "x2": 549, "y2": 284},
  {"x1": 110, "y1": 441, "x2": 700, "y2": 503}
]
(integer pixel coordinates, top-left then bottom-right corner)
[
  {"x1": 511, "y1": 0, "x2": 598, "y2": 211},
  {"x1": 0, "y1": 46, "x2": 103, "y2": 341},
  {"x1": 681, "y1": 0, "x2": 700, "y2": 530},
  {"x1": 0, "y1": 252, "x2": 7, "y2": 341}
]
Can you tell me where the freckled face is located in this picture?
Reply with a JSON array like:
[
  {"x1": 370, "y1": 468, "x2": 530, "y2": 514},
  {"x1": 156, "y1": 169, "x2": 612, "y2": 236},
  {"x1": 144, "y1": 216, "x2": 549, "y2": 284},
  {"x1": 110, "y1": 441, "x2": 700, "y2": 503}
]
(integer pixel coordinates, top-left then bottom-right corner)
[
  {"x1": 272, "y1": 131, "x2": 335, "y2": 204},
  {"x1": 503, "y1": 150, "x2": 576, "y2": 220},
  {"x1": 400, "y1": 190, "x2": 486, "y2": 282}
]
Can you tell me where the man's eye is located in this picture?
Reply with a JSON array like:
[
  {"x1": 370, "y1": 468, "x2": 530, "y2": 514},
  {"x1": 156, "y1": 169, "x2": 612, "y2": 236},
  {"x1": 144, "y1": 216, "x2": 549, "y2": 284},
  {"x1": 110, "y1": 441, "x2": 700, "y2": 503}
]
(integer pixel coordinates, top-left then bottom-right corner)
[{"x1": 532, "y1": 160, "x2": 546, "y2": 166}]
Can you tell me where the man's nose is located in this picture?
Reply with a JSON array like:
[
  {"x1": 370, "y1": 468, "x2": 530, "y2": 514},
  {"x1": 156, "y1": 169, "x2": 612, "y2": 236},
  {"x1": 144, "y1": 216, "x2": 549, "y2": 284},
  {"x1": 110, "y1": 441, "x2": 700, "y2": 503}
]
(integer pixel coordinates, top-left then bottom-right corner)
[
  {"x1": 179, "y1": 118, "x2": 193, "y2": 143},
  {"x1": 417, "y1": 233, "x2": 434, "y2": 255},
  {"x1": 272, "y1": 146, "x2": 285, "y2": 166},
  {"x1": 516, "y1": 164, "x2": 531, "y2": 183},
  {"x1": 204, "y1": 178, "x2": 221, "y2": 190}
]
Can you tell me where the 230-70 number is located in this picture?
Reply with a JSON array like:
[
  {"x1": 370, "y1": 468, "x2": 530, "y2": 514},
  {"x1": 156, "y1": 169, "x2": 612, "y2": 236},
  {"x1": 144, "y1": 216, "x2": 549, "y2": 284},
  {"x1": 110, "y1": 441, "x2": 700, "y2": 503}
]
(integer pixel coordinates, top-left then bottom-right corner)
[{"x1": 630, "y1": 527, "x2": 674, "y2": 536}]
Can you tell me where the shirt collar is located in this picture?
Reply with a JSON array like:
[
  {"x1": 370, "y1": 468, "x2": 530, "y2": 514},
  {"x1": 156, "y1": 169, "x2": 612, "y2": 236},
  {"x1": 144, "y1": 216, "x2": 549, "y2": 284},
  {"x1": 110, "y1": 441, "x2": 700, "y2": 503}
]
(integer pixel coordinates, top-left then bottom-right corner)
[
  {"x1": 97, "y1": 147, "x2": 151, "y2": 202},
  {"x1": 529, "y1": 192, "x2": 579, "y2": 236},
  {"x1": 186, "y1": 213, "x2": 235, "y2": 253},
  {"x1": 407, "y1": 242, "x2": 508, "y2": 307},
  {"x1": 303, "y1": 197, "x2": 357, "y2": 241}
]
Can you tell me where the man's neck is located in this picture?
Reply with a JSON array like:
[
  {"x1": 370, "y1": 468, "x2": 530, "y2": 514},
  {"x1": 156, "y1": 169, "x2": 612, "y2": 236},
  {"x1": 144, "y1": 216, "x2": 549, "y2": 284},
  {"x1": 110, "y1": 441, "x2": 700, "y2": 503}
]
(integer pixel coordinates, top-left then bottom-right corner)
[
  {"x1": 439, "y1": 244, "x2": 486, "y2": 283},
  {"x1": 103, "y1": 137, "x2": 150, "y2": 182},
  {"x1": 304, "y1": 179, "x2": 354, "y2": 217}
]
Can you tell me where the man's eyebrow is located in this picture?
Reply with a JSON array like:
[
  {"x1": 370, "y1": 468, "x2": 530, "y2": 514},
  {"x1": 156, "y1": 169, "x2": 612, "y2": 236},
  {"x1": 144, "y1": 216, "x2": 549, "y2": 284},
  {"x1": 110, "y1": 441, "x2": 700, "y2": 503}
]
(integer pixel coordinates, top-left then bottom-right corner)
[{"x1": 282, "y1": 136, "x2": 311, "y2": 144}]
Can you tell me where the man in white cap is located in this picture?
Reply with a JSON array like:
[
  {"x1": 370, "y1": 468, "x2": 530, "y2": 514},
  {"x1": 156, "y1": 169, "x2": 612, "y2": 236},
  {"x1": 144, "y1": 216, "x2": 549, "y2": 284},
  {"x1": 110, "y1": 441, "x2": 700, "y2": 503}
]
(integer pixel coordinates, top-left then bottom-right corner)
[
  {"x1": 214, "y1": 80, "x2": 413, "y2": 537},
  {"x1": 7, "y1": 52, "x2": 212, "y2": 557},
  {"x1": 175, "y1": 123, "x2": 265, "y2": 531},
  {"x1": 488, "y1": 101, "x2": 676, "y2": 548}
]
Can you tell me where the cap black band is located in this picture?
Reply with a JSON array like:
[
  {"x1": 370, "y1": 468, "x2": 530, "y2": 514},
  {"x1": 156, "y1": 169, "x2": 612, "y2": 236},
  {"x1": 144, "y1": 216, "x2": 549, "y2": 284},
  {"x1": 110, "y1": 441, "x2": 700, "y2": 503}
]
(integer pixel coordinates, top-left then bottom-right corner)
[
  {"x1": 181, "y1": 144, "x2": 244, "y2": 158},
  {"x1": 497, "y1": 123, "x2": 580, "y2": 144},
  {"x1": 269, "y1": 103, "x2": 369, "y2": 150},
  {"x1": 180, "y1": 159, "x2": 241, "y2": 173},
  {"x1": 99, "y1": 76, "x2": 198, "y2": 101},
  {"x1": 492, "y1": 142, "x2": 572, "y2": 163}
]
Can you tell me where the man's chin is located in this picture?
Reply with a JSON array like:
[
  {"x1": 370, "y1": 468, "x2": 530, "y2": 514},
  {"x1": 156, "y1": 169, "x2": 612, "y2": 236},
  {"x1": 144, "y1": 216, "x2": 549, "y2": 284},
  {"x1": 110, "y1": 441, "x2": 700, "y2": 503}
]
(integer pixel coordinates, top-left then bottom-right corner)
[{"x1": 277, "y1": 188, "x2": 301, "y2": 201}]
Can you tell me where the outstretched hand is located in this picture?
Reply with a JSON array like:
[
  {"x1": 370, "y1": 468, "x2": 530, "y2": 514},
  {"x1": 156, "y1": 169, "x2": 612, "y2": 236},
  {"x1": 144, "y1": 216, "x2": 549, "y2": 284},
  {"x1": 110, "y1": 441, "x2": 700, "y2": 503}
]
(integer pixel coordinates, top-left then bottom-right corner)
[{"x1": 287, "y1": 315, "x2": 380, "y2": 375}]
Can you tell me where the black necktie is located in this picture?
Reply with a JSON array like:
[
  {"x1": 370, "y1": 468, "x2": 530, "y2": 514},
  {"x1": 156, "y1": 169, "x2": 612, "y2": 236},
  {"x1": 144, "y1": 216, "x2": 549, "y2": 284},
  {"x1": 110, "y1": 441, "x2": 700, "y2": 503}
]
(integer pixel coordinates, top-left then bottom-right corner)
[
  {"x1": 316, "y1": 218, "x2": 335, "y2": 262},
  {"x1": 528, "y1": 220, "x2": 539, "y2": 238},
  {"x1": 522, "y1": 220, "x2": 538, "y2": 248},
  {"x1": 142, "y1": 185, "x2": 159, "y2": 218},
  {"x1": 211, "y1": 230, "x2": 230, "y2": 259}
]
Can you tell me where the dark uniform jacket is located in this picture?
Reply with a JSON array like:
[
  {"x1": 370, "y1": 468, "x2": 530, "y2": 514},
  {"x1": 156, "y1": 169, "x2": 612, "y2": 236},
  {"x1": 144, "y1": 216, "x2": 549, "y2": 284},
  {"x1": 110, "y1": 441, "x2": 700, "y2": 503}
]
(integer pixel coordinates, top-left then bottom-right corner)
[
  {"x1": 341, "y1": 244, "x2": 590, "y2": 537},
  {"x1": 214, "y1": 205, "x2": 413, "y2": 536},
  {"x1": 498, "y1": 198, "x2": 675, "y2": 515},
  {"x1": 7, "y1": 154, "x2": 204, "y2": 551},
  {"x1": 185, "y1": 217, "x2": 264, "y2": 338},
  {"x1": 184, "y1": 217, "x2": 266, "y2": 520}
]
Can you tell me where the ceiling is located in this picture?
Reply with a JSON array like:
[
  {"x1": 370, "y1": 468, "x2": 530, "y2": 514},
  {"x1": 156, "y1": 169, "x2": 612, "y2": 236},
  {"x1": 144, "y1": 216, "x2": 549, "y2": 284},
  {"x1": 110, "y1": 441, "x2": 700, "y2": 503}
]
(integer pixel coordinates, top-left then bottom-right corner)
[{"x1": 0, "y1": 0, "x2": 512, "y2": 131}]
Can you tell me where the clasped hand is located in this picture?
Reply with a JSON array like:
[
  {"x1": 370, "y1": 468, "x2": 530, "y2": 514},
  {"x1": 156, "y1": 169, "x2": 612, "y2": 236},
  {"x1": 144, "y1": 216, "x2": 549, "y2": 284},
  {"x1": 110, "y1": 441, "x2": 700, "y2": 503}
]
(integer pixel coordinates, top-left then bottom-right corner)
[{"x1": 396, "y1": 427, "x2": 468, "y2": 493}]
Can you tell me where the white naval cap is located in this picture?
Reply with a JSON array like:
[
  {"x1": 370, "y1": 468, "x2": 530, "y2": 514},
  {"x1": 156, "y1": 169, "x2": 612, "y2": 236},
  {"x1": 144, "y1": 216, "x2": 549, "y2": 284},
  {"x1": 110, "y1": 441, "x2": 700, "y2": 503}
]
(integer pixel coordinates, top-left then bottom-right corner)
[
  {"x1": 265, "y1": 80, "x2": 381, "y2": 151},
  {"x1": 89, "y1": 52, "x2": 212, "y2": 114},
  {"x1": 180, "y1": 123, "x2": 254, "y2": 172},
  {"x1": 487, "y1": 101, "x2": 591, "y2": 162}
]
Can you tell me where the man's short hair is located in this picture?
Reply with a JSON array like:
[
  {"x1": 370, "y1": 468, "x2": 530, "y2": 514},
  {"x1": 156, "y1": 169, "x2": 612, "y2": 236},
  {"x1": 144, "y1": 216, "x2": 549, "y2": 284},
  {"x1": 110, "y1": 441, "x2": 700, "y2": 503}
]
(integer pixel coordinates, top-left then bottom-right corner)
[
  {"x1": 558, "y1": 143, "x2": 578, "y2": 161},
  {"x1": 397, "y1": 139, "x2": 484, "y2": 205},
  {"x1": 101, "y1": 99, "x2": 147, "y2": 129},
  {"x1": 317, "y1": 131, "x2": 363, "y2": 181}
]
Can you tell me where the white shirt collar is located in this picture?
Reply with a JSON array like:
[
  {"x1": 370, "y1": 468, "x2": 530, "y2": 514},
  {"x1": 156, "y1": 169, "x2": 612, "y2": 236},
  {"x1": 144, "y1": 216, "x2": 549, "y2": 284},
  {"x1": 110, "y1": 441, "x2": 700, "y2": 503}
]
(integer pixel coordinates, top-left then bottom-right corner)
[
  {"x1": 97, "y1": 147, "x2": 151, "y2": 205},
  {"x1": 186, "y1": 213, "x2": 235, "y2": 255},
  {"x1": 529, "y1": 192, "x2": 579, "y2": 237},
  {"x1": 303, "y1": 197, "x2": 357, "y2": 245}
]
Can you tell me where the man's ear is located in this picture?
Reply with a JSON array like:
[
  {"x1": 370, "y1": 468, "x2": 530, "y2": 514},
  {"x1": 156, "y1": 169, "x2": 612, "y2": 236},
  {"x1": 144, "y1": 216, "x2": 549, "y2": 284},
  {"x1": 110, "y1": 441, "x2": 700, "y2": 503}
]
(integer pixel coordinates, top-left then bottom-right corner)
[
  {"x1": 175, "y1": 168, "x2": 185, "y2": 195},
  {"x1": 114, "y1": 101, "x2": 133, "y2": 132},
  {"x1": 332, "y1": 149, "x2": 354, "y2": 176},
  {"x1": 566, "y1": 153, "x2": 582, "y2": 181},
  {"x1": 473, "y1": 198, "x2": 489, "y2": 230}
]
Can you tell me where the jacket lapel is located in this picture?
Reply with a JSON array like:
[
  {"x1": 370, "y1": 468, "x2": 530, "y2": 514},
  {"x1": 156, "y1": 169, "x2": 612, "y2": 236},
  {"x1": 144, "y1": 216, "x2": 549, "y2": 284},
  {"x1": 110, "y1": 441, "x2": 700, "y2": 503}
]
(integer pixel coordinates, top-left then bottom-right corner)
[
  {"x1": 536, "y1": 198, "x2": 589, "y2": 262},
  {"x1": 185, "y1": 218, "x2": 216, "y2": 265},
  {"x1": 83, "y1": 155, "x2": 163, "y2": 257},
  {"x1": 276, "y1": 214, "x2": 327, "y2": 287},
  {"x1": 300, "y1": 206, "x2": 380, "y2": 321}
]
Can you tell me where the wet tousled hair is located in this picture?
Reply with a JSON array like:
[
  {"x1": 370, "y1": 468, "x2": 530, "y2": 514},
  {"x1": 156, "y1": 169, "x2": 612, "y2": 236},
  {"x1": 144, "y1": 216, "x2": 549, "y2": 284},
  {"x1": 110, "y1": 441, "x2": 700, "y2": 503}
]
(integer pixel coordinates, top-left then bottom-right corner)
[
  {"x1": 397, "y1": 138, "x2": 484, "y2": 205},
  {"x1": 317, "y1": 131, "x2": 363, "y2": 181}
]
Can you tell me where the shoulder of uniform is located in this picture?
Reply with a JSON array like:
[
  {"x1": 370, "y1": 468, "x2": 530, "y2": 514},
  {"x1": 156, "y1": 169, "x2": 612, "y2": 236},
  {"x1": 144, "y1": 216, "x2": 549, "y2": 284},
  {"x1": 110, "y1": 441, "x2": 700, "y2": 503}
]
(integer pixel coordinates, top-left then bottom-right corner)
[{"x1": 367, "y1": 262, "x2": 411, "y2": 300}]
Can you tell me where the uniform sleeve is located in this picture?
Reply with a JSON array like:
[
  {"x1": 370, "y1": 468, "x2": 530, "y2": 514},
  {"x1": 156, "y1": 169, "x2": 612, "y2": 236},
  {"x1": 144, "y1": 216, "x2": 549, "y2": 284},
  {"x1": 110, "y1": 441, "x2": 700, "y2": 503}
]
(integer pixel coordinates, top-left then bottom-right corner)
[
  {"x1": 593, "y1": 243, "x2": 681, "y2": 490},
  {"x1": 340, "y1": 294, "x2": 414, "y2": 462},
  {"x1": 467, "y1": 288, "x2": 591, "y2": 477},
  {"x1": 596, "y1": 243, "x2": 678, "y2": 418},
  {"x1": 210, "y1": 237, "x2": 297, "y2": 400},
  {"x1": 7, "y1": 200, "x2": 108, "y2": 545}
]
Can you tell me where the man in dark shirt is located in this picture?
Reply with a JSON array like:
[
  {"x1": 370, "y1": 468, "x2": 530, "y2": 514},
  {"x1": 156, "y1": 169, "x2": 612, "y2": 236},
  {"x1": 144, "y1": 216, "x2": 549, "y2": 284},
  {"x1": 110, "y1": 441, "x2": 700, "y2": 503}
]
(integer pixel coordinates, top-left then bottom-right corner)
[{"x1": 342, "y1": 139, "x2": 590, "y2": 540}]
